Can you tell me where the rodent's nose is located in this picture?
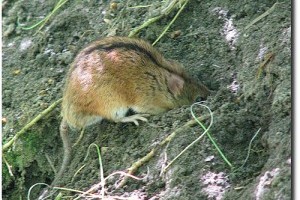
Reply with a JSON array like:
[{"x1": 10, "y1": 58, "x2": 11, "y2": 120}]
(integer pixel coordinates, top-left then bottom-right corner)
[{"x1": 195, "y1": 96, "x2": 207, "y2": 102}]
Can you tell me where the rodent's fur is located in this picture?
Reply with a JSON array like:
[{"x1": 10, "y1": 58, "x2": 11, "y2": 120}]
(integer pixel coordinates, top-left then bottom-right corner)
[{"x1": 62, "y1": 36, "x2": 210, "y2": 129}]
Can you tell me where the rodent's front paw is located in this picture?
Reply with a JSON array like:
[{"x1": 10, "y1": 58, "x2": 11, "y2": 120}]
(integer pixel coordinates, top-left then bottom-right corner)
[{"x1": 118, "y1": 114, "x2": 150, "y2": 126}]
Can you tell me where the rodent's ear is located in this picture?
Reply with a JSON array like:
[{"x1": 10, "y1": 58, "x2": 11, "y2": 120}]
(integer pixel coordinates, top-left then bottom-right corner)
[{"x1": 167, "y1": 73, "x2": 184, "y2": 97}]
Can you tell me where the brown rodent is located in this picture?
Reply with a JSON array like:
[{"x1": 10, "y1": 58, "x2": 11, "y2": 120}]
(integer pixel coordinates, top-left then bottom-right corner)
[
  {"x1": 45, "y1": 37, "x2": 209, "y2": 194},
  {"x1": 62, "y1": 36, "x2": 210, "y2": 129}
]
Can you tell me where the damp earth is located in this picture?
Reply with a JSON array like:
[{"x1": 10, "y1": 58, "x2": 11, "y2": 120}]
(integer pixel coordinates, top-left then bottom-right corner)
[{"x1": 2, "y1": 0, "x2": 291, "y2": 199}]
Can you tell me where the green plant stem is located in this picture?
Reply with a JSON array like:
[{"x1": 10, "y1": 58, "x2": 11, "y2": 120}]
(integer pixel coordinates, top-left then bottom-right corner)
[
  {"x1": 18, "y1": 0, "x2": 68, "y2": 31},
  {"x1": 2, "y1": 98, "x2": 62, "y2": 152},
  {"x1": 128, "y1": 0, "x2": 188, "y2": 38},
  {"x1": 243, "y1": 2, "x2": 281, "y2": 31},
  {"x1": 241, "y1": 128, "x2": 261, "y2": 168},
  {"x1": 152, "y1": 0, "x2": 189, "y2": 45},
  {"x1": 163, "y1": 103, "x2": 212, "y2": 172},
  {"x1": 72, "y1": 143, "x2": 104, "y2": 200},
  {"x1": 128, "y1": 15, "x2": 162, "y2": 37},
  {"x1": 191, "y1": 103, "x2": 233, "y2": 169},
  {"x1": 117, "y1": 114, "x2": 209, "y2": 187}
]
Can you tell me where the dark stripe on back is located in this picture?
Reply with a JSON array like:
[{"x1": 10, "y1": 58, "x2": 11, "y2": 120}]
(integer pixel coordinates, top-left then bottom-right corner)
[{"x1": 84, "y1": 42, "x2": 161, "y2": 67}]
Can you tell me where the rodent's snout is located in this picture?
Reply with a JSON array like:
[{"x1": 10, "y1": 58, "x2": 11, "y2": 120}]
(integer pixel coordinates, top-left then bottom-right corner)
[
  {"x1": 194, "y1": 85, "x2": 211, "y2": 102},
  {"x1": 195, "y1": 96, "x2": 207, "y2": 102}
]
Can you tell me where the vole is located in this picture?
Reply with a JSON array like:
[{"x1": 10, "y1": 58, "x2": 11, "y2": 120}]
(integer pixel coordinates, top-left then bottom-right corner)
[
  {"x1": 62, "y1": 36, "x2": 209, "y2": 128},
  {"x1": 48, "y1": 36, "x2": 210, "y2": 192}
]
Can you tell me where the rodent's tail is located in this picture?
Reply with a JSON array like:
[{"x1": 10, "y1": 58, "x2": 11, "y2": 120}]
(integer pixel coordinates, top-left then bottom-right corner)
[
  {"x1": 38, "y1": 119, "x2": 72, "y2": 199},
  {"x1": 53, "y1": 119, "x2": 72, "y2": 186}
]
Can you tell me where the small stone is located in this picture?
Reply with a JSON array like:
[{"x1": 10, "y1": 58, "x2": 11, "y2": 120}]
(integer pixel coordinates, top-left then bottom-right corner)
[
  {"x1": 110, "y1": 2, "x2": 118, "y2": 10},
  {"x1": 170, "y1": 30, "x2": 182, "y2": 39},
  {"x1": 2, "y1": 117, "x2": 7, "y2": 124},
  {"x1": 13, "y1": 69, "x2": 21, "y2": 75}
]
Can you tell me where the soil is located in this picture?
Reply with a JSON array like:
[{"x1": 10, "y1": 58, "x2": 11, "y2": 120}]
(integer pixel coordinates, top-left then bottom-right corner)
[{"x1": 2, "y1": 0, "x2": 291, "y2": 199}]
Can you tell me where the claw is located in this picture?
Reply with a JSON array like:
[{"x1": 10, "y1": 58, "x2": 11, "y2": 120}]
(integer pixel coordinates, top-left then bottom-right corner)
[{"x1": 119, "y1": 114, "x2": 150, "y2": 126}]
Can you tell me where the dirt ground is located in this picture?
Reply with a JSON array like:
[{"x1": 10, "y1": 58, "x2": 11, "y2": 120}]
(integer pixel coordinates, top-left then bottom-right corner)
[{"x1": 2, "y1": 0, "x2": 291, "y2": 199}]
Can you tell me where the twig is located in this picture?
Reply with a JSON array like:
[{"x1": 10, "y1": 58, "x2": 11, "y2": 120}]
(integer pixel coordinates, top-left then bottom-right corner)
[
  {"x1": 240, "y1": 128, "x2": 262, "y2": 168},
  {"x1": 128, "y1": 0, "x2": 188, "y2": 38},
  {"x1": 128, "y1": 15, "x2": 162, "y2": 38},
  {"x1": 116, "y1": 114, "x2": 209, "y2": 188},
  {"x1": 45, "y1": 153, "x2": 57, "y2": 176},
  {"x1": 2, "y1": 98, "x2": 62, "y2": 151},
  {"x1": 72, "y1": 128, "x2": 85, "y2": 147},
  {"x1": 163, "y1": 103, "x2": 213, "y2": 172},
  {"x1": 3, "y1": 156, "x2": 14, "y2": 177},
  {"x1": 191, "y1": 103, "x2": 233, "y2": 168},
  {"x1": 18, "y1": 0, "x2": 68, "y2": 33},
  {"x1": 243, "y1": 2, "x2": 281, "y2": 31},
  {"x1": 152, "y1": 0, "x2": 189, "y2": 45}
]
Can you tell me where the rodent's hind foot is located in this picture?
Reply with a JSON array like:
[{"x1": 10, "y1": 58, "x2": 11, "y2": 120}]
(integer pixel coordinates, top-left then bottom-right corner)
[{"x1": 118, "y1": 114, "x2": 149, "y2": 126}]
